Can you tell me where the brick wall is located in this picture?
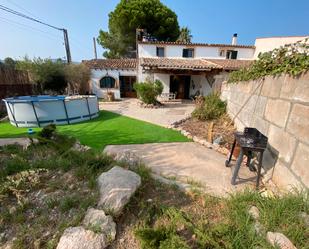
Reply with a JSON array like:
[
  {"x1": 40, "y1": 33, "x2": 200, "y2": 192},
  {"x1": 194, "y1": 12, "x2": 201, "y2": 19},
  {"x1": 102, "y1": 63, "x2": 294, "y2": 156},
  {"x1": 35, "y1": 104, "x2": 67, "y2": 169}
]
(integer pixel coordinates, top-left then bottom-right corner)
[{"x1": 221, "y1": 72, "x2": 309, "y2": 189}]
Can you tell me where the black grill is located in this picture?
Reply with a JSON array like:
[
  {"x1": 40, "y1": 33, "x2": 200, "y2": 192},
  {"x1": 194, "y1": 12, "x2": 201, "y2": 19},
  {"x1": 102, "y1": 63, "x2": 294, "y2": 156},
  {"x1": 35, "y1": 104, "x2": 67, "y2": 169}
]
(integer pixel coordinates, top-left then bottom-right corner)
[{"x1": 225, "y1": 127, "x2": 268, "y2": 189}]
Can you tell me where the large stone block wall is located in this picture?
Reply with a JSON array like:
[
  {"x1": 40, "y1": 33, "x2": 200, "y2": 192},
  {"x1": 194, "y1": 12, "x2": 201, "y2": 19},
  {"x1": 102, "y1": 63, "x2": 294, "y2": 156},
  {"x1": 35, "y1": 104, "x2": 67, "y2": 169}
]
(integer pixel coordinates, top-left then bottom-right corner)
[{"x1": 221, "y1": 72, "x2": 309, "y2": 189}]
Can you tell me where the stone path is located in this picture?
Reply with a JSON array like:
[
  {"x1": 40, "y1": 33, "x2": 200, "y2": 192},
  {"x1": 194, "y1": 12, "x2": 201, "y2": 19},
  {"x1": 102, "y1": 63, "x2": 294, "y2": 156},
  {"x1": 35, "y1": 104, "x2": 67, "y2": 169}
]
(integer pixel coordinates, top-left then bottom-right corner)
[
  {"x1": 104, "y1": 142, "x2": 257, "y2": 196},
  {"x1": 100, "y1": 98, "x2": 194, "y2": 127}
]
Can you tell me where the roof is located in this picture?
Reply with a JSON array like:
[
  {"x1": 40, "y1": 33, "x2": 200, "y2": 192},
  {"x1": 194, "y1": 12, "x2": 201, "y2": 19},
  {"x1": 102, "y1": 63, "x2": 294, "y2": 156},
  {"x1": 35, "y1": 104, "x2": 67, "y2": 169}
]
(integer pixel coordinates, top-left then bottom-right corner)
[
  {"x1": 207, "y1": 59, "x2": 253, "y2": 70},
  {"x1": 138, "y1": 41, "x2": 255, "y2": 49},
  {"x1": 141, "y1": 58, "x2": 252, "y2": 71},
  {"x1": 82, "y1": 59, "x2": 136, "y2": 69},
  {"x1": 140, "y1": 58, "x2": 221, "y2": 70}
]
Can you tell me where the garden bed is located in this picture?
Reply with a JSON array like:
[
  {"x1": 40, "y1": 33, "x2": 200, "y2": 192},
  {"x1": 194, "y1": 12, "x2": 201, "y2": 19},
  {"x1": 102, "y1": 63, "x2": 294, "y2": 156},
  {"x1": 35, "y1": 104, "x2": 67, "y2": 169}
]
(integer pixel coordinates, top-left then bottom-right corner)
[{"x1": 179, "y1": 114, "x2": 236, "y2": 150}]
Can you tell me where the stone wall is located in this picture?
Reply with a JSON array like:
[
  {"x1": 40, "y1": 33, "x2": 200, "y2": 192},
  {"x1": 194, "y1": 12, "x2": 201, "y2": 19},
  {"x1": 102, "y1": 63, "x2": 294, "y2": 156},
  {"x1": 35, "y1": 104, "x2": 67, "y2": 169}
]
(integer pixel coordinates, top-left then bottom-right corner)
[{"x1": 221, "y1": 72, "x2": 309, "y2": 189}]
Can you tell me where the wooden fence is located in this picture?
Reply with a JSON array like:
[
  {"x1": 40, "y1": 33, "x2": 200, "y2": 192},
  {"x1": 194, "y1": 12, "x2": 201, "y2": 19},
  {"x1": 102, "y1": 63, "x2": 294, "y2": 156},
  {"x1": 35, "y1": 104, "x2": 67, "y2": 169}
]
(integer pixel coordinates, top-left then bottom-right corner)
[{"x1": 0, "y1": 67, "x2": 34, "y2": 111}]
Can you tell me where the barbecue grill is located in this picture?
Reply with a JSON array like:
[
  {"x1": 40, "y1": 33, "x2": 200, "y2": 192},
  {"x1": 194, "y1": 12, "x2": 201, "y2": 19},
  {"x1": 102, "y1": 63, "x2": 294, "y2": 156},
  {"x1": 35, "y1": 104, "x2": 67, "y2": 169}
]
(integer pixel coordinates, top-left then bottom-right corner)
[{"x1": 225, "y1": 127, "x2": 268, "y2": 189}]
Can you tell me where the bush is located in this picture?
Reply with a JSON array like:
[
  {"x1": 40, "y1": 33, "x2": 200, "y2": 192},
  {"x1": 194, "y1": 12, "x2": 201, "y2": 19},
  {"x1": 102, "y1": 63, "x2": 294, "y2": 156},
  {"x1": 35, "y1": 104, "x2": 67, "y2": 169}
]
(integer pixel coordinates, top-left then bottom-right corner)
[
  {"x1": 134, "y1": 80, "x2": 163, "y2": 104},
  {"x1": 16, "y1": 57, "x2": 67, "y2": 94},
  {"x1": 39, "y1": 124, "x2": 56, "y2": 139},
  {"x1": 228, "y1": 40, "x2": 309, "y2": 83},
  {"x1": 192, "y1": 93, "x2": 226, "y2": 120},
  {"x1": 64, "y1": 64, "x2": 91, "y2": 94}
]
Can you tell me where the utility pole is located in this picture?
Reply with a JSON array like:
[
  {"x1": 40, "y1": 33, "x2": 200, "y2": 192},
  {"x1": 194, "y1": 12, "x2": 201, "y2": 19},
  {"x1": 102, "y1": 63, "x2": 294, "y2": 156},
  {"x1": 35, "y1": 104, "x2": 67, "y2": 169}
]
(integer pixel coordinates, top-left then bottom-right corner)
[
  {"x1": 93, "y1": 37, "x2": 98, "y2": 59},
  {"x1": 62, "y1": 29, "x2": 72, "y2": 63}
]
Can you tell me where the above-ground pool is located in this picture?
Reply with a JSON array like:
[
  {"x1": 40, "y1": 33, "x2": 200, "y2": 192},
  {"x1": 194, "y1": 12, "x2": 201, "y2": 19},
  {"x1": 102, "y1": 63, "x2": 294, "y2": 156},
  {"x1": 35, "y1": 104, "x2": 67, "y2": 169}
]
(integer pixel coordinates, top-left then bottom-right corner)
[{"x1": 3, "y1": 95, "x2": 99, "y2": 128}]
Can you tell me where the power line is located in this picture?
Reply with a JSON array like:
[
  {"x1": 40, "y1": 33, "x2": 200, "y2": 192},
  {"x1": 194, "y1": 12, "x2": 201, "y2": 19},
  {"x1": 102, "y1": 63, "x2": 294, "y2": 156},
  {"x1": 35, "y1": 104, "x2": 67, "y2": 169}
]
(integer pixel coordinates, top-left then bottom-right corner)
[
  {"x1": 0, "y1": 4, "x2": 62, "y2": 30},
  {"x1": 0, "y1": 3, "x2": 72, "y2": 63},
  {"x1": 0, "y1": 16, "x2": 63, "y2": 43},
  {"x1": 5, "y1": 0, "x2": 40, "y2": 19}
]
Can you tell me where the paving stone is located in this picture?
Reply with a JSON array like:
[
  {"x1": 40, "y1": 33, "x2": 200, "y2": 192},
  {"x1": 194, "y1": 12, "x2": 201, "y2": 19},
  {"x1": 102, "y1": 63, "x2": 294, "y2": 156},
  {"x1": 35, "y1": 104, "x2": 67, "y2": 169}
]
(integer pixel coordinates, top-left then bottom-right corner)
[
  {"x1": 267, "y1": 125, "x2": 297, "y2": 164},
  {"x1": 266, "y1": 232, "x2": 297, "y2": 249},
  {"x1": 287, "y1": 104, "x2": 309, "y2": 143},
  {"x1": 97, "y1": 166, "x2": 141, "y2": 216},
  {"x1": 264, "y1": 99, "x2": 290, "y2": 128},
  {"x1": 291, "y1": 143, "x2": 309, "y2": 187}
]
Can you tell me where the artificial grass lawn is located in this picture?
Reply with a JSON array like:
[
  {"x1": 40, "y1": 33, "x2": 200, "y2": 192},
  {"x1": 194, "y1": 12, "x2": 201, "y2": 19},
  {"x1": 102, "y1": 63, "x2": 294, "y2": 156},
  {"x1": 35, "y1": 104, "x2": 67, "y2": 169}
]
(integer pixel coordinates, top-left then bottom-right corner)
[{"x1": 0, "y1": 110, "x2": 189, "y2": 149}]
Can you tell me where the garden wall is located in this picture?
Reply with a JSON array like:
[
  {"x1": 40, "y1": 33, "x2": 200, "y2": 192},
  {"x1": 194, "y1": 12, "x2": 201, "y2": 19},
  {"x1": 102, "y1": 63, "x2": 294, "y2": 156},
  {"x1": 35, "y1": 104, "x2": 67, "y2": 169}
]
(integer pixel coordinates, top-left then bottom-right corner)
[{"x1": 221, "y1": 72, "x2": 309, "y2": 189}]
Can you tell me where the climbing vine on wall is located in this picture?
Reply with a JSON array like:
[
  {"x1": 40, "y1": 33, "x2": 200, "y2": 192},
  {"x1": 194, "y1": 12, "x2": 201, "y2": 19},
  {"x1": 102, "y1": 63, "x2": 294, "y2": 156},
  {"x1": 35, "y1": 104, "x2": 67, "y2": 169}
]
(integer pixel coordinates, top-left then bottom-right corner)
[{"x1": 228, "y1": 39, "x2": 309, "y2": 83}]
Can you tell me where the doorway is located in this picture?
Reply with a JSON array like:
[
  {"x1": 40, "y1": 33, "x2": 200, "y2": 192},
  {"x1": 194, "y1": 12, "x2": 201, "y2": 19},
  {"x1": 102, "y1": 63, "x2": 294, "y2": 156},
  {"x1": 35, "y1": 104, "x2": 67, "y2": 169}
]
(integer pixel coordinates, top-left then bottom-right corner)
[
  {"x1": 120, "y1": 76, "x2": 137, "y2": 98},
  {"x1": 170, "y1": 75, "x2": 191, "y2": 99}
]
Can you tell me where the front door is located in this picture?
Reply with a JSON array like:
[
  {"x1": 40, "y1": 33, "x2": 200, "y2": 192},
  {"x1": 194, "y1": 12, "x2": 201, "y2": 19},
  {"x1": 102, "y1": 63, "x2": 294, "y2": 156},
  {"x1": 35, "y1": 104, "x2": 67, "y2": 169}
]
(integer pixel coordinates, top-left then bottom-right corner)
[
  {"x1": 170, "y1": 75, "x2": 191, "y2": 99},
  {"x1": 120, "y1": 76, "x2": 137, "y2": 98}
]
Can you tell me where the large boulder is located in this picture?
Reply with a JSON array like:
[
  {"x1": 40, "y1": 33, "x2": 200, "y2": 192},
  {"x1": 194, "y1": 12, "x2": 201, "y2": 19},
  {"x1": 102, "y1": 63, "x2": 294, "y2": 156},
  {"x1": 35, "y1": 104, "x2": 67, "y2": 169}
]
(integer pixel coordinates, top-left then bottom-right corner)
[
  {"x1": 97, "y1": 166, "x2": 141, "y2": 216},
  {"x1": 83, "y1": 208, "x2": 116, "y2": 242},
  {"x1": 56, "y1": 226, "x2": 108, "y2": 249}
]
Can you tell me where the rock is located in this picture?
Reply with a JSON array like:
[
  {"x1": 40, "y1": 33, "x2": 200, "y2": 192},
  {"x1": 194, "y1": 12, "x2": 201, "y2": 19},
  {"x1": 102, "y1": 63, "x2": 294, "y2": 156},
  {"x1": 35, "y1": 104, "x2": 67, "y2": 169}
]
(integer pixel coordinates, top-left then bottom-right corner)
[
  {"x1": 113, "y1": 150, "x2": 141, "y2": 168},
  {"x1": 299, "y1": 212, "x2": 309, "y2": 227},
  {"x1": 83, "y1": 208, "x2": 116, "y2": 242},
  {"x1": 266, "y1": 232, "x2": 297, "y2": 249},
  {"x1": 97, "y1": 166, "x2": 141, "y2": 216},
  {"x1": 253, "y1": 221, "x2": 265, "y2": 236},
  {"x1": 56, "y1": 226, "x2": 108, "y2": 249},
  {"x1": 213, "y1": 135, "x2": 224, "y2": 145},
  {"x1": 248, "y1": 206, "x2": 260, "y2": 220},
  {"x1": 72, "y1": 141, "x2": 90, "y2": 152}
]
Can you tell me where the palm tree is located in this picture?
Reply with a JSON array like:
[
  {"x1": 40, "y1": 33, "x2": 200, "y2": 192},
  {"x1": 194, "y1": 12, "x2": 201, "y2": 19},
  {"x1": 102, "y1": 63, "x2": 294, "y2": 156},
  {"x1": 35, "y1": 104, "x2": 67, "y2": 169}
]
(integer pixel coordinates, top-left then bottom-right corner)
[{"x1": 177, "y1": 27, "x2": 193, "y2": 43}]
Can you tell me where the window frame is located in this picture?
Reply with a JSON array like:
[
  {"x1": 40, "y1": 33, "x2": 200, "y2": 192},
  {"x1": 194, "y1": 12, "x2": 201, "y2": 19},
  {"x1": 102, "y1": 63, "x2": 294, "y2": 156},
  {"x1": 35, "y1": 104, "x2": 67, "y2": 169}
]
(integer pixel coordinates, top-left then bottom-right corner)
[
  {"x1": 182, "y1": 48, "x2": 194, "y2": 58},
  {"x1": 99, "y1": 76, "x2": 116, "y2": 89},
  {"x1": 156, "y1": 47, "x2": 165, "y2": 57},
  {"x1": 226, "y1": 50, "x2": 238, "y2": 60}
]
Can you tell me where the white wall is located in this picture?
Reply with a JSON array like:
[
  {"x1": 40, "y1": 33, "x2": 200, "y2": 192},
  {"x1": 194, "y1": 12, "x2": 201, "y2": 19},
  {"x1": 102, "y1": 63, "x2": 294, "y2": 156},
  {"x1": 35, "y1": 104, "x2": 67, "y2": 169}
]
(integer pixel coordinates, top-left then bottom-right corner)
[
  {"x1": 90, "y1": 69, "x2": 136, "y2": 99},
  {"x1": 154, "y1": 73, "x2": 170, "y2": 93},
  {"x1": 254, "y1": 36, "x2": 308, "y2": 58},
  {"x1": 190, "y1": 75, "x2": 212, "y2": 96},
  {"x1": 138, "y1": 43, "x2": 254, "y2": 59}
]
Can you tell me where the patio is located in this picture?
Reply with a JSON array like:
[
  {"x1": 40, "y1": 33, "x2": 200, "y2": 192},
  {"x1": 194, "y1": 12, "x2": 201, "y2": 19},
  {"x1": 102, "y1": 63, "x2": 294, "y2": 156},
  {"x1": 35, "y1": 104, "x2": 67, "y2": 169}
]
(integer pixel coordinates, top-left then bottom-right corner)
[
  {"x1": 99, "y1": 98, "x2": 195, "y2": 127},
  {"x1": 104, "y1": 142, "x2": 257, "y2": 196}
]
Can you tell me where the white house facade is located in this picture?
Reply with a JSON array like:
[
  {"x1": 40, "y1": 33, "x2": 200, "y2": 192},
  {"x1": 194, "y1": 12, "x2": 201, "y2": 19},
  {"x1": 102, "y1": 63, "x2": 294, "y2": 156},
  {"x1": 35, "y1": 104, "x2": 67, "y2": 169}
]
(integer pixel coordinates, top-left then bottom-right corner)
[{"x1": 83, "y1": 34, "x2": 308, "y2": 100}]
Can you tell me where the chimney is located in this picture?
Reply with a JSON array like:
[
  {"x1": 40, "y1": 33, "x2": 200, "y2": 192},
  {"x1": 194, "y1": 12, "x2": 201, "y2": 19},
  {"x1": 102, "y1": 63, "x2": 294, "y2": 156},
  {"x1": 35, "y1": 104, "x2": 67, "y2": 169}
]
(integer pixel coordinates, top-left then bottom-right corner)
[{"x1": 232, "y1": 33, "x2": 237, "y2": 45}]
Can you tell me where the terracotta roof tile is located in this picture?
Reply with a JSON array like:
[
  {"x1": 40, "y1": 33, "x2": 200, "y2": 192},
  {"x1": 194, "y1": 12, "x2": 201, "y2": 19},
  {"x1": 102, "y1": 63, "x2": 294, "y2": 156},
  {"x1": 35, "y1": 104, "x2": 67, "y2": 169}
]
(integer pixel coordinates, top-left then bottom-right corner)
[
  {"x1": 82, "y1": 59, "x2": 136, "y2": 69},
  {"x1": 207, "y1": 59, "x2": 253, "y2": 70},
  {"x1": 140, "y1": 58, "x2": 221, "y2": 70},
  {"x1": 138, "y1": 41, "x2": 255, "y2": 49}
]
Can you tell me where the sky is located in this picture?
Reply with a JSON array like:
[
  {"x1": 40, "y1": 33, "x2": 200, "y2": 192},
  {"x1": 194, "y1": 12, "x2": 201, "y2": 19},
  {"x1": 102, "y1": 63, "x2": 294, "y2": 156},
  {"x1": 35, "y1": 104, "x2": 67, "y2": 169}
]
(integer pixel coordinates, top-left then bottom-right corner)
[{"x1": 0, "y1": 0, "x2": 308, "y2": 62}]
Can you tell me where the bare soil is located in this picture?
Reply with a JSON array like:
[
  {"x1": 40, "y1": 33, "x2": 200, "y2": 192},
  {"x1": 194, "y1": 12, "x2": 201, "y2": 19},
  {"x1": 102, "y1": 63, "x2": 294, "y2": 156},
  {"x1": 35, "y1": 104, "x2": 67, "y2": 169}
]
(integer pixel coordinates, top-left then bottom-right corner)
[{"x1": 180, "y1": 114, "x2": 236, "y2": 149}]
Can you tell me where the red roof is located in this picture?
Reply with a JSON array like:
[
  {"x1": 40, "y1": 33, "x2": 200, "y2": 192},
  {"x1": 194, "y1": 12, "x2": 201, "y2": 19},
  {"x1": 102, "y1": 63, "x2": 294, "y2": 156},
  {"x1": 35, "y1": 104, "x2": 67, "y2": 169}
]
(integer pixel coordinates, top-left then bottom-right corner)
[{"x1": 82, "y1": 59, "x2": 136, "y2": 69}]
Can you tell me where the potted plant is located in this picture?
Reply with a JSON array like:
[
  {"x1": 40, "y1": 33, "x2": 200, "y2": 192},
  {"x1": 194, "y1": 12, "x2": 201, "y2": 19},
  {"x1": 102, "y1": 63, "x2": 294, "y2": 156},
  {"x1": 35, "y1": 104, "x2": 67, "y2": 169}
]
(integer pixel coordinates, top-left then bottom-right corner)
[{"x1": 106, "y1": 89, "x2": 115, "y2": 102}]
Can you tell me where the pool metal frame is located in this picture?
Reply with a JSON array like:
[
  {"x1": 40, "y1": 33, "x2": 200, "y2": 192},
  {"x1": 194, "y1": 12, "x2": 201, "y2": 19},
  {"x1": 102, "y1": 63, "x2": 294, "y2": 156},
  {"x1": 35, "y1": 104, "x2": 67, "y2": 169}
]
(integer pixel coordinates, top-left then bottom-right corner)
[{"x1": 4, "y1": 95, "x2": 99, "y2": 127}]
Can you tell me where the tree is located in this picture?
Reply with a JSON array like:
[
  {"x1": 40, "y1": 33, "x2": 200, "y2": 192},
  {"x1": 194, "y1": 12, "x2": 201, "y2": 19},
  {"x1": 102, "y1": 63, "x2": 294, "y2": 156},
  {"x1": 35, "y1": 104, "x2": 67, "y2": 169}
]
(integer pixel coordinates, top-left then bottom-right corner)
[
  {"x1": 2, "y1": 57, "x2": 16, "y2": 69},
  {"x1": 16, "y1": 57, "x2": 67, "y2": 94},
  {"x1": 98, "y1": 0, "x2": 180, "y2": 58},
  {"x1": 177, "y1": 27, "x2": 192, "y2": 43},
  {"x1": 64, "y1": 64, "x2": 91, "y2": 94}
]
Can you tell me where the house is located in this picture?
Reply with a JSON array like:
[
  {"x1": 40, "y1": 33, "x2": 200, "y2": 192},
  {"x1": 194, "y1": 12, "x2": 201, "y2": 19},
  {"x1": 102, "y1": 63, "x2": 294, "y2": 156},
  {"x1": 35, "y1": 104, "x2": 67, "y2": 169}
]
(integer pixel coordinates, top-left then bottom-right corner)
[{"x1": 82, "y1": 34, "x2": 308, "y2": 100}]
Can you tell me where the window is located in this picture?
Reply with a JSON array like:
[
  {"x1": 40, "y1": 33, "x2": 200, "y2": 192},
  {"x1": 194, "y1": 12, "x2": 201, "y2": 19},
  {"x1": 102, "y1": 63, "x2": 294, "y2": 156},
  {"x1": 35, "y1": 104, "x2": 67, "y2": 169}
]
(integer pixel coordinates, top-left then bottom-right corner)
[
  {"x1": 183, "y1": 48, "x2": 194, "y2": 58},
  {"x1": 100, "y1": 76, "x2": 116, "y2": 88},
  {"x1": 219, "y1": 49, "x2": 225, "y2": 57},
  {"x1": 156, "y1": 47, "x2": 165, "y2": 57},
  {"x1": 226, "y1": 50, "x2": 238, "y2": 59}
]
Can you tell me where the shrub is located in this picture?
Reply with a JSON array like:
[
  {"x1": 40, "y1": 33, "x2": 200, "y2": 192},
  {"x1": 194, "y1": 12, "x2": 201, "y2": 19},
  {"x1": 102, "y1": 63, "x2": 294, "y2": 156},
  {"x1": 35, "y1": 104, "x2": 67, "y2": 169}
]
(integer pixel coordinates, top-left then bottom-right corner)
[
  {"x1": 39, "y1": 124, "x2": 56, "y2": 139},
  {"x1": 192, "y1": 93, "x2": 226, "y2": 120},
  {"x1": 134, "y1": 80, "x2": 163, "y2": 104},
  {"x1": 64, "y1": 64, "x2": 91, "y2": 94},
  {"x1": 228, "y1": 40, "x2": 309, "y2": 83}
]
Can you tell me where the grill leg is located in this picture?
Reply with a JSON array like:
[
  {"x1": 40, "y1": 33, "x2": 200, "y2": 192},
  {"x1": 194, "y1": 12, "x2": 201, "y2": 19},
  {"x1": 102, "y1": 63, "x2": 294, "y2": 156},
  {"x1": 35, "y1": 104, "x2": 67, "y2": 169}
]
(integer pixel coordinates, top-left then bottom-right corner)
[
  {"x1": 231, "y1": 148, "x2": 243, "y2": 185},
  {"x1": 256, "y1": 151, "x2": 264, "y2": 189},
  {"x1": 225, "y1": 139, "x2": 236, "y2": 167}
]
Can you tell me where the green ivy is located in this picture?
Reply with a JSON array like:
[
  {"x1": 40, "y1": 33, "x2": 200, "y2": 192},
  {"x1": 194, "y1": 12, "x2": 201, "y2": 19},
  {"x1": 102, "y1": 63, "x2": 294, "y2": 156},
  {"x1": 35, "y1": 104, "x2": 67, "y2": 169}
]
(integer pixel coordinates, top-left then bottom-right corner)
[{"x1": 228, "y1": 39, "x2": 309, "y2": 83}]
